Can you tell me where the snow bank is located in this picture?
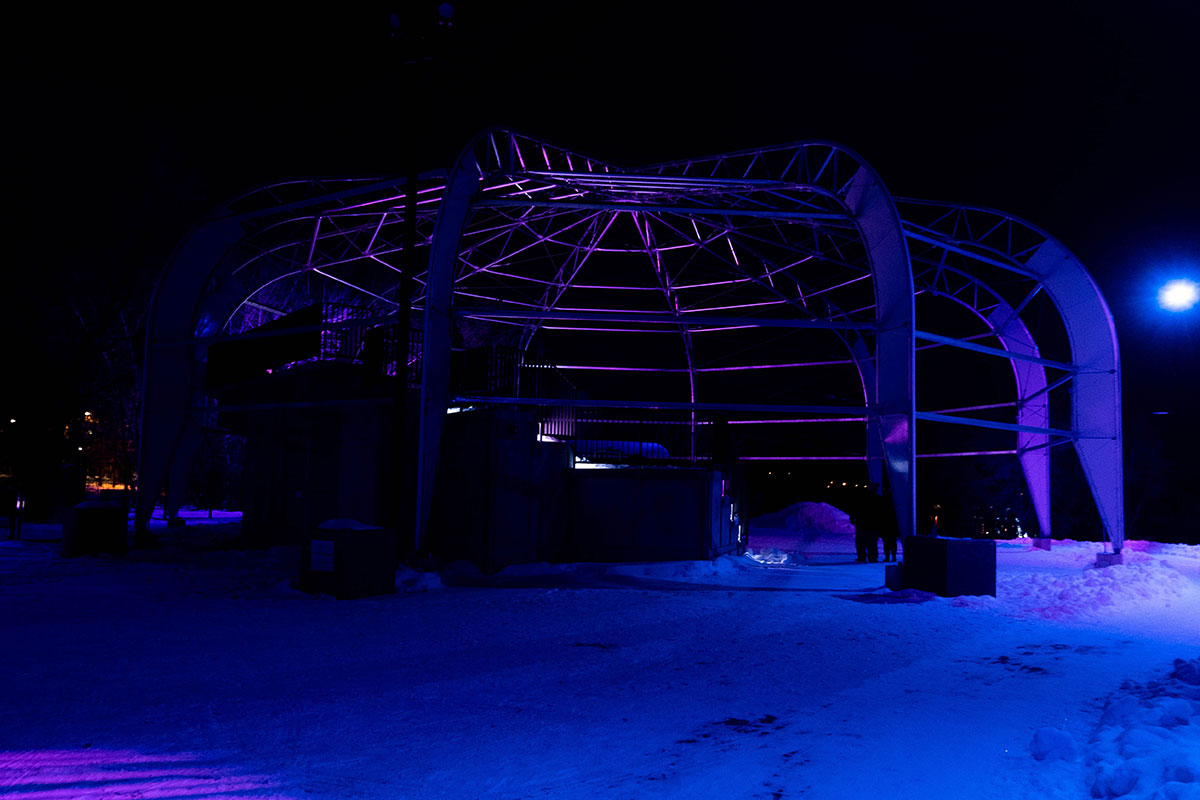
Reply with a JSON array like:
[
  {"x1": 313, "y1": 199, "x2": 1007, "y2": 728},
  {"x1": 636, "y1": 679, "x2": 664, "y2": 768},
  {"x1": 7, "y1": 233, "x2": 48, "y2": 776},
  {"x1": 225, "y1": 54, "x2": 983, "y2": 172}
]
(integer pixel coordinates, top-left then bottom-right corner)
[
  {"x1": 607, "y1": 553, "x2": 756, "y2": 581},
  {"x1": 1000, "y1": 562, "x2": 1195, "y2": 620},
  {"x1": 997, "y1": 541, "x2": 1200, "y2": 620},
  {"x1": 1083, "y1": 657, "x2": 1200, "y2": 799}
]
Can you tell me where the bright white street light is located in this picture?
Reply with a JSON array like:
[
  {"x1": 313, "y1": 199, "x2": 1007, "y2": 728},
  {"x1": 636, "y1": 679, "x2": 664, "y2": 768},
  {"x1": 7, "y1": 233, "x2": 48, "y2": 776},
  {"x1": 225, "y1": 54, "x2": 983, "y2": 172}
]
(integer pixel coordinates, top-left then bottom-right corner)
[{"x1": 1157, "y1": 278, "x2": 1200, "y2": 312}]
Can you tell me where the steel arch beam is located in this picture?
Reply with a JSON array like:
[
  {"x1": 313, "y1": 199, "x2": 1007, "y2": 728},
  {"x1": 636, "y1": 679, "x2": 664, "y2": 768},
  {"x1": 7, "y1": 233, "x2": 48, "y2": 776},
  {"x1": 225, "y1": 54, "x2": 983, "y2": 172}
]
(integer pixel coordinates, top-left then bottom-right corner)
[
  {"x1": 844, "y1": 166, "x2": 916, "y2": 538},
  {"x1": 414, "y1": 137, "x2": 485, "y2": 552},
  {"x1": 1024, "y1": 239, "x2": 1123, "y2": 550},
  {"x1": 638, "y1": 140, "x2": 917, "y2": 535},
  {"x1": 897, "y1": 201, "x2": 1123, "y2": 550},
  {"x1": 137, "y1": 174, "x2": 443, "y2": 536},
  {"x1": 429, "y1": 136, "x2": 918, "y2": 539},
  {"x1": 136, "y1": 215, "x2": 246, "y2": 534},
  {"x1": 142, "y1": 132, "x2": 1120, "y2": 564},
  {"x1": 916, "y1": 265, "x2": 1052, "y2": 538}
]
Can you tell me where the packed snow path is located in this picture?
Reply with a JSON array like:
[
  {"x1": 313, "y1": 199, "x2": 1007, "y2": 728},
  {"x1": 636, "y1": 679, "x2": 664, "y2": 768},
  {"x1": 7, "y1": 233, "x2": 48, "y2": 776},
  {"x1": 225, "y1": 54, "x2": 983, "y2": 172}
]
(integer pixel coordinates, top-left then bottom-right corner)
[{"x1": 0, "y1": 523, "x2": 1197, "y2": 799}]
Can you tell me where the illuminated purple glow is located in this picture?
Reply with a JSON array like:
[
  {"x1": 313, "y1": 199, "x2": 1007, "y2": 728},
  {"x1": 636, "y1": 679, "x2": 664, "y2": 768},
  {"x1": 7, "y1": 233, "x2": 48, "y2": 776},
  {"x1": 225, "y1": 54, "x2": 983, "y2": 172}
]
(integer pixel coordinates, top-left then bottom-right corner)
[
  {"x1": 476, "y1": 271, "x2": 662, "y2": 291},
  {"x1": 0, "y1": 750, "x2": 289, "y2": 800},
  {"x1": 481, "y1": 179, "x2": 531, "y2": 193},
  {"x1": 454, "y1": 291, "x2": 544, "y2": 308},
  {"x1": 728, "y1": 417, "x2": 867, "y2": 424},
  {"x1": 672, "y1": 277, "x2": 755, "y2": 290},
  {"x1": 555, "y1": 364, "x2": 688, "y2": 372},
  {"x1": 333, "y1": 183, "x2": 448, "y2": 213},
  {"x1": 688, "y1": 325, "x2": 761, "y2": 333},
  {"x1": 697, "y1": 359, "x2": 859, "y2": 372},
  {"x1": 672, "y1": 257, "x2": 813, "y2": 291},
  {"x1": 915, "y1": 450, "x2": 1019, "y2": 458},
  {"x1": 541, "y1": 325, "x2": 683, "y2": 333},
  {"x1": 740, "y1": 455, "x2": 868, "y2": 461},
  {"x1": 926, "y1": 401, "x2": 1018, "y2": 414},
  {"x1": 555, "y1": 305, "x2": 684, "y2": 315},
  {"x1": 1157, "y1": 278, "x2": 1199, "y2": 311},
  {"x1": 805, "y1": 273, "x2": 873, "y2": 298},
  {"x1": 678, "y1": 299, "x2": 788, "y2": 313}
]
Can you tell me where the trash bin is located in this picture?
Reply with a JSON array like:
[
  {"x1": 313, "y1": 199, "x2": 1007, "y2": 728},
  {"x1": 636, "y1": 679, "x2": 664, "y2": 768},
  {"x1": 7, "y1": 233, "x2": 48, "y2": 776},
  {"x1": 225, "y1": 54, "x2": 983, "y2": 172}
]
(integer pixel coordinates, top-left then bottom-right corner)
[
  {"x1": 299, "y1": 519, "x2": 396, "y2": 599},
  {"x1": 61, "y1": 500, "x2": 128, "y2": 556}
]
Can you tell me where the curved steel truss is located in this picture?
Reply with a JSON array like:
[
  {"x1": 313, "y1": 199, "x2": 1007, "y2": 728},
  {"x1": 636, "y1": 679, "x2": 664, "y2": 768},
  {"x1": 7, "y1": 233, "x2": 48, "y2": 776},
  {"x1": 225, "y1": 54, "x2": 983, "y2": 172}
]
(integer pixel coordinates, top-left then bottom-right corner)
[{"x1": 138, "y1": 129, "x2": 1124, "y2": 551}]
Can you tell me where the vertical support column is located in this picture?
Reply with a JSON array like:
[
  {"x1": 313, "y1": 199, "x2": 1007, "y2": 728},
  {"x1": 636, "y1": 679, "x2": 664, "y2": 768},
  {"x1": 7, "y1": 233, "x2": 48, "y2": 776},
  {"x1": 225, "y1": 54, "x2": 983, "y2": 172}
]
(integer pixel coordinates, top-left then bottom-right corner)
[
  {"x1": 137, "y1": 218, "x2": 244, "y2": 542},
  {"x1": 844, "y1": 168, "x2": 916, "y2": 538},
  {"x1": 985, "y1": 305, "x2": 1052, "y2": 546},
  {"x1": 414, "y1": 146, "x2": 482, "y2": 553},
  {"x1": 851, "y1": 337, "x2": 884, "y2": 488},
  {"x1": 1024, "y1": 240, "x2": 1124, "y2": 551}
]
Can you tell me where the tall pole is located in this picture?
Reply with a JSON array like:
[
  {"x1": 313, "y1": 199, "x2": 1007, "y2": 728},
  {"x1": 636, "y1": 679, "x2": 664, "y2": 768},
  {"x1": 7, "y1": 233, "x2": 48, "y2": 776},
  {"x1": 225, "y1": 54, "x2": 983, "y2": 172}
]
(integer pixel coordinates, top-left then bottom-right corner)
[{"x1": 389, "y1": 4, "x2": 453, "y2": 562}]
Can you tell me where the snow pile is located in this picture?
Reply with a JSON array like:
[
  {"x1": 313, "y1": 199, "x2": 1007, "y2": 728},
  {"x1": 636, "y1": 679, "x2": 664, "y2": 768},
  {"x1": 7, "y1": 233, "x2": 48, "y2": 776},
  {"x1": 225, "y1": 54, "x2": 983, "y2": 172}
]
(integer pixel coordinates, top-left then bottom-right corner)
[
  {"x1": 1030, "y1": 726, "x2": 1080, "y2": 762},
  {"x1": 752, "y1": 501, "x2": 855, "y2": 536},
  {"x1": 747, "y1": 501, "x2": 859, "y2": 562},
  {"x1": 1000, "y1": 560, "x2": 1196, "y2": 620},
  {"x1": 747, "y1": 547, "x2": 798, "y2": 565},
  {"x1": 1125, "y1": 540, "x2": 1200, "y2": 560},
  {"x1": 1084, "y1": 658, "x2": 1200, "y2": 799},
  {"x1": 394, "y1": 564, "x2": 443, "y2": 592}
]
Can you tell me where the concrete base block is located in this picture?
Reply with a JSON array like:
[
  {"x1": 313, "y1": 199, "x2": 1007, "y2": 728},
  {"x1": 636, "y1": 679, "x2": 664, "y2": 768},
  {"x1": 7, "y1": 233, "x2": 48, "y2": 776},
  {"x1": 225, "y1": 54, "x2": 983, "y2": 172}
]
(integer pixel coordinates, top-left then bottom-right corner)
[
  {"x1": 1094, "y1": 552, "x2": 1124, "y2": 568},
  {"x1": 61, "y1": 501, "x2": 128, "y2": 556},
  {"x1": 897, "y1": 536, "x2": 996, "y2": 597},
  {"x1": 300, "y1": 520, "x2": 396, "y2": 599},
  {"x1": 1033, "y1": 537, "x2": 1052, "y2": 551},
  {"x1": 884, "y1": 563, "x2": 904, "y2": 592}
]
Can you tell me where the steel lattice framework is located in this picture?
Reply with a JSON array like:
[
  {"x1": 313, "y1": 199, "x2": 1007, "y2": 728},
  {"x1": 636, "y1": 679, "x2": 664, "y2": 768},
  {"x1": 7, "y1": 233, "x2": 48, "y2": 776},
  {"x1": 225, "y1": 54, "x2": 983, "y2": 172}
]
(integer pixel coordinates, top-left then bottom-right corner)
[{"x1": 138, "y1": 129, "x2": 1124, "y2": 551}]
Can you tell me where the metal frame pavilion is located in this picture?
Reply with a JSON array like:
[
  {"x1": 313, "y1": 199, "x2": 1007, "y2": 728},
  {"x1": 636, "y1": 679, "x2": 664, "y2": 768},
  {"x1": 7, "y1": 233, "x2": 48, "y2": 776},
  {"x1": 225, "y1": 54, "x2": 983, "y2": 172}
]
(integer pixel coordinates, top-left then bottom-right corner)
[{"x1": 137, "y1": 129, "x2": 1125, "y2": 552}]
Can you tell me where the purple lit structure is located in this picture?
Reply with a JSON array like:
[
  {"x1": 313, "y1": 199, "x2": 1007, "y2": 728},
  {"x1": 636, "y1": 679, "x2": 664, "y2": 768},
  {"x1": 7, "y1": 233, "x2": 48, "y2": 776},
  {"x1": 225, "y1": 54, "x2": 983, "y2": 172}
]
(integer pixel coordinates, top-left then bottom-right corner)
[{"x1": 138, "y1": 131, "x2": 1124, "y2": 553}]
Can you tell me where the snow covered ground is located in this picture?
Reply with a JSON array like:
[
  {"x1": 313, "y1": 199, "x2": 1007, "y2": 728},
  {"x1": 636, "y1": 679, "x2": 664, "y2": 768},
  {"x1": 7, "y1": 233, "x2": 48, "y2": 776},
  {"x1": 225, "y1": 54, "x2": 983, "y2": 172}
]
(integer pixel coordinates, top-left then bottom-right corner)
[{"x1": 0, "y1": 505, "x2": 1197, "y2": 799}]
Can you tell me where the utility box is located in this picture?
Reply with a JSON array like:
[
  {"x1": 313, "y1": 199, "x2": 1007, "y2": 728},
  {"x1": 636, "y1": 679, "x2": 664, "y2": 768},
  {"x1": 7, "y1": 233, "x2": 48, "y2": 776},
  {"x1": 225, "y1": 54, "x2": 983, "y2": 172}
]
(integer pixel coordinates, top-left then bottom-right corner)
[
  {"x1": 429, "y1": 409, "x2": 741, "y2": 570},
  {"x1": 896, "y1": 535, "x2": 996, "y2": 597},
  {"x1": 570, "y1": 467, "x2": 739, "y2": 562},
  {"x1": 300, "y1": 520, "x2": 396, "y2": 599},
  {"x1": 431, "y1": 408, "x2": 572, "y2": 572},
  {"x1": 61, "y1": 501, "x2": 128, "y2": 556}
]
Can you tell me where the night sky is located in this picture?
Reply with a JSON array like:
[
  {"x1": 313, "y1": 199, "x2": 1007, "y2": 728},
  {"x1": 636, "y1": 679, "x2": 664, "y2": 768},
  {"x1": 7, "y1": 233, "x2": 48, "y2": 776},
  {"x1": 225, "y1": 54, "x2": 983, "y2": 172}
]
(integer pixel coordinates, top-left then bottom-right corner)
[{"x1": 9, "y1": 2, "x2": 1199, "y2": 519}]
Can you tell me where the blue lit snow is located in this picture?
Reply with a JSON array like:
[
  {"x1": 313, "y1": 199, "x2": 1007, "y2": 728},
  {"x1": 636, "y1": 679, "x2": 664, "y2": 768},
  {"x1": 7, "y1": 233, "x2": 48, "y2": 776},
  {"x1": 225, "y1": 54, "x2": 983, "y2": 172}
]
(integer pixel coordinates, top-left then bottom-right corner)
[{"x1": 0, "y1": 508, "x2": 1197, "y2": 799}]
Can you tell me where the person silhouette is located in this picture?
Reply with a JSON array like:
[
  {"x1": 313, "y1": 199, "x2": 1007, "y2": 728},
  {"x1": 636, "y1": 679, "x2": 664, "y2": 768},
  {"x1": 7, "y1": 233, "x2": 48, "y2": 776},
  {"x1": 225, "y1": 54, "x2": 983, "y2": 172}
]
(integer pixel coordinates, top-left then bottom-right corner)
[
  {"x1": 880, "y1": 487, "x2": 899, "y2": 561},
  {"x1": 851, "y1": 484, "x2": 882, "y2": 563}
]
